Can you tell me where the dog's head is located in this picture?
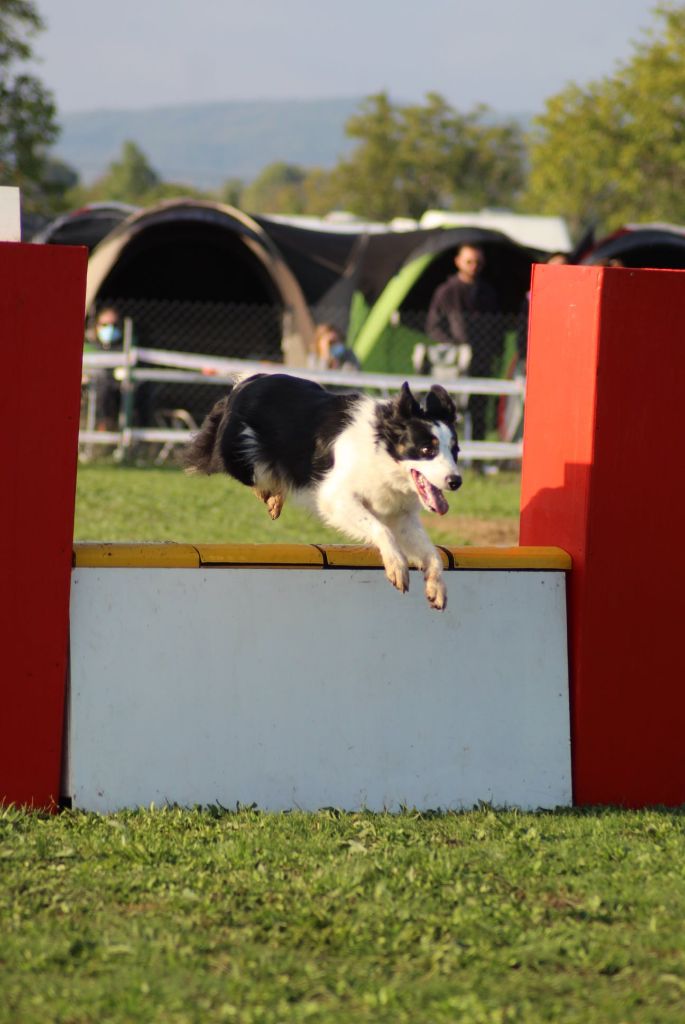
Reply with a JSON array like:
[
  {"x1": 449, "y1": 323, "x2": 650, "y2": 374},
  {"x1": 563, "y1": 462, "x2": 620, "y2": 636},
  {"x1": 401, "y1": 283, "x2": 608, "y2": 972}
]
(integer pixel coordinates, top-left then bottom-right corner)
[{"x1": 377, "y1": 383, "x2": 462, "y2": 515}]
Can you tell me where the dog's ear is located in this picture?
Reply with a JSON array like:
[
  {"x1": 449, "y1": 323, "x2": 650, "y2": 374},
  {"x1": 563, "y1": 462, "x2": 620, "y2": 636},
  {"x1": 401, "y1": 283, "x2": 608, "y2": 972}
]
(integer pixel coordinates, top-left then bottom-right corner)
[
  {"x1": 425, "y1": 385, "x2": 457, "y2": 424},
  {"x1": 395, "y1": 381, "x2": 422, "y2": 419}
]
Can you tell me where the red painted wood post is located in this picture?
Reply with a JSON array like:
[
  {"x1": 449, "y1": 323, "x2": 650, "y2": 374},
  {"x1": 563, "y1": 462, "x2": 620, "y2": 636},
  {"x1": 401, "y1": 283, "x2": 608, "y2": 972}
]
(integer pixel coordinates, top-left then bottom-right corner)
[
  {"x1": 520, "y1": 264, "x2": 685, "y2": 806},
  {"x1": 0, "y1": 242, "x2": 88, "y2": 809}
]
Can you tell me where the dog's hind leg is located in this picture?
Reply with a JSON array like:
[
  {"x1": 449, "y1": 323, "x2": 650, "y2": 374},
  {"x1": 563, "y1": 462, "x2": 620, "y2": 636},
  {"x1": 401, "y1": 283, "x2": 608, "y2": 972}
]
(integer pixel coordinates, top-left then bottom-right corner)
[
  {"x1": 253, "y1": 487, "x2": 285, "y2": 520},
  {"x1": 266, "y1": 494, "x2": 284, "y2": 520}
]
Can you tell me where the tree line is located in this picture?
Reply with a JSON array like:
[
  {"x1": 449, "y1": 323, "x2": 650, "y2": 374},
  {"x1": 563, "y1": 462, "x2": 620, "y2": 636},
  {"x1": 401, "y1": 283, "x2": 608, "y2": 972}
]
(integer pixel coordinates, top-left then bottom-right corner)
[{"x1": 3, "y1": 2, "x2": 685, "y2": 238}]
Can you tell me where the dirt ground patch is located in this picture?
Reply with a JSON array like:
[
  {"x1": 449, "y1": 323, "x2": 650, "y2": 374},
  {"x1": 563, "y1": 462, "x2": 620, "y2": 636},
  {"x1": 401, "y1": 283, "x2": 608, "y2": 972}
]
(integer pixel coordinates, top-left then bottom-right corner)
[{"x1": 427, "y1": 515, "x2": 520, "y2": 548}]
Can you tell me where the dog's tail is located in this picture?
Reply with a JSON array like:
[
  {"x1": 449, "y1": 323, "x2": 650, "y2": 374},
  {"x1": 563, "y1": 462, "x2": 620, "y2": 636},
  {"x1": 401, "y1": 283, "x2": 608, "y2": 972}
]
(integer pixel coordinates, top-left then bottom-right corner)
[{"x1": 181, "y1": 389, "x2": 232, "y2": 475}]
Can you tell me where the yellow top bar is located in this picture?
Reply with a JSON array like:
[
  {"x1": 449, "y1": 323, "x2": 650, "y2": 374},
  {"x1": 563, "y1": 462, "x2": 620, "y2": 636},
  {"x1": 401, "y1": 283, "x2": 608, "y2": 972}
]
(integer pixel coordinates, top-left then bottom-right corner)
[
  {"x1": 316, "y1": 544, "x2": 451, "y2": 569},
  {"x1": 315, "y1": 544, "x2": 384, "y2": 568},
  {"x1": 443, "y1": 546, "x2": 572, "y2": 570},
  {"x1": 195, "y1": 543, "x2": 324, "y2": 566},
  {"x1": 73, "y1": 543, "x2": 201, "y2": 568},
  {"x1": 73, "y1": 542, "x2": 571, "y2": 571}
]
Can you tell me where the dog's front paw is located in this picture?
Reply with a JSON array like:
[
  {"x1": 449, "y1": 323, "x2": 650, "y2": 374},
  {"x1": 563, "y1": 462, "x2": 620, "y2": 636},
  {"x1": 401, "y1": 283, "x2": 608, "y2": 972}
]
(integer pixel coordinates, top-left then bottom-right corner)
[
  {"x1": 425, "y1": 575, "x2": 447, "y2": 611},
  {"x1": 384, "y1": 556, "x2": 409, "y2": 594}
]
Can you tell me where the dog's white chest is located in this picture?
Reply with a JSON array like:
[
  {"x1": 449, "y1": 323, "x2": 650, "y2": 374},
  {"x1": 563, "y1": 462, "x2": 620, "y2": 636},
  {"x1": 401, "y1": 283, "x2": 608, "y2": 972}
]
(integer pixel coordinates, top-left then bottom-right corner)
[{"x1": 363, "y1": 474, "x2": 417, "y2": 518}]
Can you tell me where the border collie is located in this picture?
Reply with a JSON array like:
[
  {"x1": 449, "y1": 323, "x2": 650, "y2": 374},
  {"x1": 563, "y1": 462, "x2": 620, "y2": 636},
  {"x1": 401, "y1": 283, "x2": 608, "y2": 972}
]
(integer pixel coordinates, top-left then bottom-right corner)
[{"x1": 183, "y1": 374, "x2": 462, "y2": 610}]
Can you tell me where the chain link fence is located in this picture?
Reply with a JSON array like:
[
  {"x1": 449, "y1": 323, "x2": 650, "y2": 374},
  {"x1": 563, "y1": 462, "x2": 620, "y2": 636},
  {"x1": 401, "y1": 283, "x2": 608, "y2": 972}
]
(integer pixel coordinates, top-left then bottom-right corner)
[
  {"x1": 359, "y1": 309, "x2": 527, "y2": 384},
  {"x1": 82, "y1": 298, "x2": 528, "y2": 458},
  {"x1": 338, "y1": 307, "x2": 528, "y2": 443},
  {"x1": 391, "y1": 308, "x2": 527, "y2": 441},
  {"x1": 87, "y1": 297, "x2": 286, "y2": 428}
]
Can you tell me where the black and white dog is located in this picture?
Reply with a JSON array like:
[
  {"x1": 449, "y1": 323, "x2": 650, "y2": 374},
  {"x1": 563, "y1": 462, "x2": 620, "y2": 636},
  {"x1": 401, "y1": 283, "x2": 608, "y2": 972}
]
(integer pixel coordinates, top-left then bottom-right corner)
[{"x1": 183, "y1": 374, "x2": 462, "y2": 610}]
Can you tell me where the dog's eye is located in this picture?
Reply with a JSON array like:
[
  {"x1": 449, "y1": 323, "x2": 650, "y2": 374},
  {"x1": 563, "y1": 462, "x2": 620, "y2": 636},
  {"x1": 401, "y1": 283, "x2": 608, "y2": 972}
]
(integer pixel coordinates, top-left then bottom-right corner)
[{"x1": 420, "y1": 445, "x2": 433, "y2": 456}]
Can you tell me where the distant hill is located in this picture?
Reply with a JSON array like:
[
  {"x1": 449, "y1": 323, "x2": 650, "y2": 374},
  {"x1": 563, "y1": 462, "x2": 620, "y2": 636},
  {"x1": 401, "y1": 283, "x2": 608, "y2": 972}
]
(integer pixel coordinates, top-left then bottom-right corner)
[{"x1": 54, "y1": 98, "x2": 363, "y2": 190}]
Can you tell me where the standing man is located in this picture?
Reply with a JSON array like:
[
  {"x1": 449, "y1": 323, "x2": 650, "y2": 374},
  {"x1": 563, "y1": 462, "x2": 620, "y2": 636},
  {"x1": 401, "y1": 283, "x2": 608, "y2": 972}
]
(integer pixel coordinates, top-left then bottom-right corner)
[{"x1": 424, "y1": 244, "x2": 500, "y2": 443}]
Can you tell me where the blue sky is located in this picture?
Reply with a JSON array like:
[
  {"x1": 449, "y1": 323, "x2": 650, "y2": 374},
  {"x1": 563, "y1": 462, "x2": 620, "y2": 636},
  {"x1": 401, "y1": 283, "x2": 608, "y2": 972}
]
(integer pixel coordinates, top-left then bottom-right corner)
[{"x1": 34, "y1": 0, "x2": 658, "y2": 115}]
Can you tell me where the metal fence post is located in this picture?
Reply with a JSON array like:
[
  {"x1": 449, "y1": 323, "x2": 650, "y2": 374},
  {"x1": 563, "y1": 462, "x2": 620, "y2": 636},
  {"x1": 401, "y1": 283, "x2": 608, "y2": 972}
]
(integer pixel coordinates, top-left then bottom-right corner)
[{"x1": 115, "y1": 316, "x2": 136, "y2": 461}]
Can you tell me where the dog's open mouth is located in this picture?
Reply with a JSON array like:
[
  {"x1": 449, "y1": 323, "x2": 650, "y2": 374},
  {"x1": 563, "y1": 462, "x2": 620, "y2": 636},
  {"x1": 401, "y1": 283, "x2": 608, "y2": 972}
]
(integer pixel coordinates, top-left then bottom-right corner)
[{"x1": 411, "y1": 469, "x2": 449, "y2": 515}]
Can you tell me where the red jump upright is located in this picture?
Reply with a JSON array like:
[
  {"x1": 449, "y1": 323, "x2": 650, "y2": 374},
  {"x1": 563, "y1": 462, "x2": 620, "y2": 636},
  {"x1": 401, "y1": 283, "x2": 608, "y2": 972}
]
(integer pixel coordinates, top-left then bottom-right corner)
[
  {"x1": 0, "y1": 242, "x2": 88, "y2": 809},
  {"x1": 520, "y1": 264, "x2": 685, "y2": 807}
]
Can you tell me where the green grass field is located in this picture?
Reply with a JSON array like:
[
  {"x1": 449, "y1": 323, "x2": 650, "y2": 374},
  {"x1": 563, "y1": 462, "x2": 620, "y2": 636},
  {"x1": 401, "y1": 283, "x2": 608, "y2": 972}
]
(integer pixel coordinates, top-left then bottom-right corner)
[
  {"x1": 2, "y1": 805, "x2": 685, "y2": 1023},
  {"x1": 73, "y1": 461, "x2": 521, "y2": 546},
  {"x1": 3, "y1": 461, "x2": 682, "y2": 1022}
]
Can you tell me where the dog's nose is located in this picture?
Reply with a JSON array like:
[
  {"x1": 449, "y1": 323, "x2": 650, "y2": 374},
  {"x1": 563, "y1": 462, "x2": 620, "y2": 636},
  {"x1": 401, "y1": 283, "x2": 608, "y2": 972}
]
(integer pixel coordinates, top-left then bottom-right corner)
[{"x1": 446, "y1": 474, "x2": 462, "y2": 491}]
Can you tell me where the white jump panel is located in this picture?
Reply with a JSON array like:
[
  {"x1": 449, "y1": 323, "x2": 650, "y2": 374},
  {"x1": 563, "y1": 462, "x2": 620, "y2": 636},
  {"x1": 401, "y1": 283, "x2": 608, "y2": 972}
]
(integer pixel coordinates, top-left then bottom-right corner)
[
  {"x1": 0, "y1": 186, "x2": 20, "y2": 241},
  {"x1": 67, "y1": 568, "x2": 571, "y2": 812}
]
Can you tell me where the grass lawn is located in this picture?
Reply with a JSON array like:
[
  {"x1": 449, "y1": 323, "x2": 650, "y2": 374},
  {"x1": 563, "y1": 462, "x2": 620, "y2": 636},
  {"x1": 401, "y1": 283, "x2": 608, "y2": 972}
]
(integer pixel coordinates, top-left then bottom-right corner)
[
  {"x1": 24, "y1": 459, "x2": 676, "y2": 1021},
  {"x1": 2, "y1": 805, "x2": 684, "y2": 1023},
  {"x1": 74, "y1": 461, "x2": 521, "y2": 546}
]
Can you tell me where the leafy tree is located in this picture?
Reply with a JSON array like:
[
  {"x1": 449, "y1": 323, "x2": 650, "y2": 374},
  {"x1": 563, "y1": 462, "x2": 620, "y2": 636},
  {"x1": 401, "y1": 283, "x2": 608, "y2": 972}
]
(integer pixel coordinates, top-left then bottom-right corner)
[
  {"x1": 299, "y1": 167, "x2": 340, "y2": 217},
  {"x1": 219, "y1": 177, "x2": 244, "y2": 208},
  {"x1": 41, "y1": 155, "x2": 79, "y2": 211},
  {"x1": 0, "y1": 0, "x2": 65, "y2": 212},
  {"x1": 329, "y1": 92, "x2": 404, "y2": 220},
  {"x1": 144, "y1": 180, "x2": 210, "y2": 203},
  {"x1": 241, "y1": 162, "x2": 311, "y2": 214},
  {"x1": 80, "y1": 140, "x2": 212, "y2": 207},
  {"x1": 330, "y1": 91, "x2": 526, "y2": 221},
  {"x1": 88, "y1": 140, "x2": 161, "y2": 203},
  {"x1": 240, "y1": 161, "x2": 340, "y2": 217},
  {"x1": 457, "y1": 110, "x2": 527, "y2": 210},
  {"x1": 524, "y1": 3, "x2": 685, "y2": 234}
]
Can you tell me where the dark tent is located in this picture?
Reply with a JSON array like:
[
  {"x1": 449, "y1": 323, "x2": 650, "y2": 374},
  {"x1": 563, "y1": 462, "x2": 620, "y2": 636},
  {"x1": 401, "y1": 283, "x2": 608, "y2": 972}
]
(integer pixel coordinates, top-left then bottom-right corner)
[
  {"x1": 31, "y1": 202, "x2": 138, "y2": 252},
  {"x1": 352, "y1": 226, "x2": 540, "y2": 373},
  {"x1": 252, "y1": 215, "x2": 362, "y2": 307},
  {"x1": 86, "y1": 199, "x2": 314, "y2": 358},
  {"x1": 251, "y1": 217, "x2": 440, "y2": 336},
  {"x1": 386, "y1": 226, "x2": 539, "y2": 315},
  {"x1": 85, "y1": 200, "x2": 314, "y2": 425},
  {"x1": 582, "y1": 224, "x2": 685, "y2": 269},
  {"x1": 253, "y1": 217, "x2": 456, "y2": 307},
  {"x1": 253, "y1": 217, "x2": 541, "y2": 347}
]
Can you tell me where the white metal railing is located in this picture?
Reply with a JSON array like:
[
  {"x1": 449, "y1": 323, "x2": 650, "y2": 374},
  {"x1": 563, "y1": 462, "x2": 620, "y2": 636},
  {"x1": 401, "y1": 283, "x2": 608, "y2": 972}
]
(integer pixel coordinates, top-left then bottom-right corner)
[{"x1": 80, "y1": 332, "x2": 525, "y2": 463}]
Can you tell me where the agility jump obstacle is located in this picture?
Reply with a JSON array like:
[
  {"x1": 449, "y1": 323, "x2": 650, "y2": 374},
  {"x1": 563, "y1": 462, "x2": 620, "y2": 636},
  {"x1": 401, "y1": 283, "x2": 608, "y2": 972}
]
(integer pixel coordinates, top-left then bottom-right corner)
[
  {"x1": 1, "y1": 242, "x2": 684, "y2": 811},
  {"x1": 66, "y1": 542, "x2": 572, "y2": 812}
]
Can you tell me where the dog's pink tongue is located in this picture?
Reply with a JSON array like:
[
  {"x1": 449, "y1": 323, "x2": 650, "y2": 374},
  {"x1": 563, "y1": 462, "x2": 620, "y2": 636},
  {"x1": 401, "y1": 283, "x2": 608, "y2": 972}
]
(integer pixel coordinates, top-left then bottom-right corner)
[
  {"x1": 411, "y1": 469, "x2": 449, "y2": 515},
  {"x1": 428, "y1": 482, "x2": 449, "y2": 516}
]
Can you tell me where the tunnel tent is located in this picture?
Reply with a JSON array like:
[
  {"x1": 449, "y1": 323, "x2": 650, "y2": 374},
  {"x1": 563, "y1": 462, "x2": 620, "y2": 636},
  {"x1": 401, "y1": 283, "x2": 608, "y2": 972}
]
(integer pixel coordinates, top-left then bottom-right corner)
[
  {"x1": 352, "y1": 226, "x2": 541, "y2": 372},
  {"x1": 31, "y1": 202, "x2": 138, "y2": 252},
  {"x1": 85, "y1": 199, "x2": 315, "y2": 426},
  {"x1": 254, "y1": 211, "x2": 564, "y2": 311},
  {"x1": 252, "y1": 214, "x2": 523, "y2": 350},
  {"x1": 86, "y1": 199, "x2": 315, "y2": 361},
  {"x1": 419, "y1": 209, "x2": 572, "y2": 255},
  {"x1": 254, "y1": 214, "x2": 487, "y2": 307},
  {"x1": 253, "y1": 214, "x2": 364, "y2": 307},
  {"x1": 249, "y1": 215, "x2": 549, "y2": 362},
  {"x1": 379, "y1": 225, "x2": 539, "y2": 312},
  {"x1": 582, "y1": 223, "x2": 685, "y2": 269},
  {"x1": 252, "y1": 215, "x2": 440, "y2": 343}
]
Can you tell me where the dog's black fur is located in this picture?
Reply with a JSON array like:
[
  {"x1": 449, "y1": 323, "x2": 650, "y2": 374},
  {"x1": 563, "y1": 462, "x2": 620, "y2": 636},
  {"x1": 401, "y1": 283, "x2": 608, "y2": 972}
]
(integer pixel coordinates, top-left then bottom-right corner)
[{"x1": 184, "y1": 374, "x2": 461, "y2": 609}]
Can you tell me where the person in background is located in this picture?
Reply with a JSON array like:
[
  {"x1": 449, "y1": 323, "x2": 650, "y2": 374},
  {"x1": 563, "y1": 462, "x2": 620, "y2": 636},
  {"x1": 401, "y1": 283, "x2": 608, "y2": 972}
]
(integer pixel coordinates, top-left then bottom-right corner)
[
  {"x1": 424, "y1": 245, "x2": 500, "y2": 443},
  {"x1": 517, "y1": 250, "x2": 571, "y2": 364},
  {"x1": 310, "y1": 322, "x2": 361, "y2": 372},
  {"x1": 94, "y1": 305, "x2": 124, "y2": 350},
  {"x1": 593, "y1": 257, "x2": 624, "y2": 267},
  {"x1": 546, "y1": 251, "x2": 570, "y2": 266},
  {"x1": 85, "y1": 305, "x2": 125, "y2": 430}
]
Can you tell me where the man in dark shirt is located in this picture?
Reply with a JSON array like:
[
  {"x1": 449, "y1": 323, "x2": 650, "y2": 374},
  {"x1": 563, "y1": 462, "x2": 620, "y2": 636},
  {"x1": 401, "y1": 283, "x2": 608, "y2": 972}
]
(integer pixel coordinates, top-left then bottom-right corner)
[{"x1": 425, "y1": 244, "x2": 500, "y2": 442}]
